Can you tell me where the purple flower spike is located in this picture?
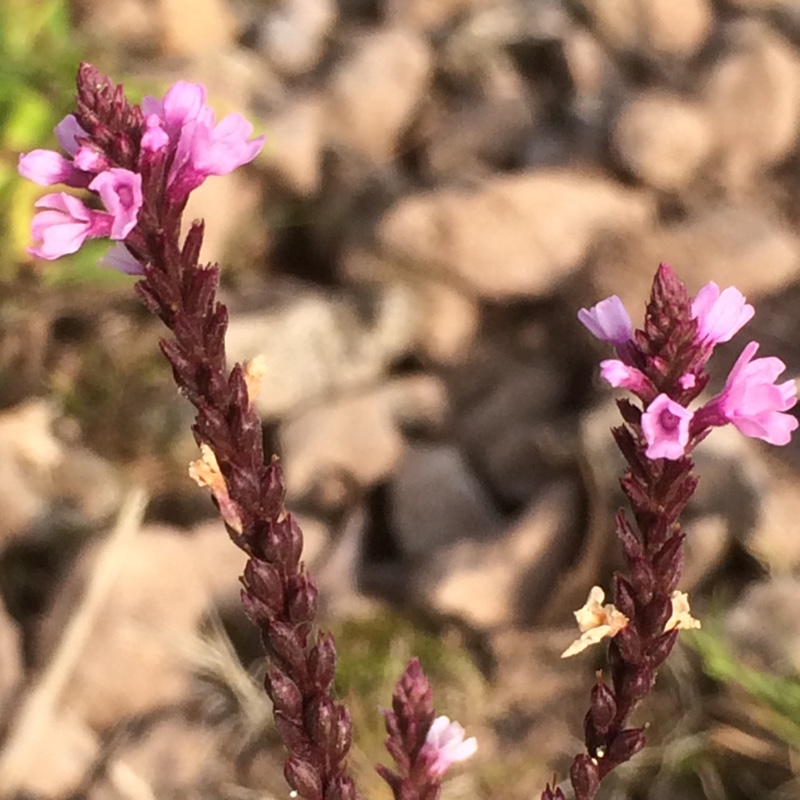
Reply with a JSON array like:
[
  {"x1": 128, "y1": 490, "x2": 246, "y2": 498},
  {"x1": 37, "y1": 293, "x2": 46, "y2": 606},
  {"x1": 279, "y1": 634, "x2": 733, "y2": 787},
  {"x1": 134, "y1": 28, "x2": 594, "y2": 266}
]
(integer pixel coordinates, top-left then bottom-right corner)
[
  {"x1": 89, "y1": 169, "x2": 143, "y2": 239},
  {"x1": 692, "y1": 282, "x2": 754, "y2": 346},
  {"x1": 578, "y1": 296, "x2": 633, "y2": 347},
  {"x1": 641, "y1": 394, "x2": 694, "y2": 460},
  {"x1": 29, "y1": 193, "x2": 111, "y2": 260},
  {"x1": 706, "y1": 342, "x2": 798, "y2": 445}
]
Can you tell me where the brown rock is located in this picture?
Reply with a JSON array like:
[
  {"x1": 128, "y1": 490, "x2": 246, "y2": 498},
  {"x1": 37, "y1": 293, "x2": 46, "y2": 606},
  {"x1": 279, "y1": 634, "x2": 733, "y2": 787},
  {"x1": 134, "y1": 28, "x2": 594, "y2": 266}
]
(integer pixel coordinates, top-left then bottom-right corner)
[
  {"x1": 225, "y1": 282, "x2": 419, "y2": 419},
  {"x1": 37, "y1": 525, "x2": 243, "y2": 729},
  {"x1": 583, "y1": 0, "x2": 714, "y2": 58},
  {"x1": 326, "y1": 28, "x2": 433, "y2": 164},
  {"x1": 259, "y1": 94, "x2": 325, "y2": 196},
  {"x1": 703, "y1": 22, "x2": 800, "y2": 188},
  {"x1": 0, "y1": 598, "x2": 22, "y2": 713},
  {"x1": 261, "y1": 0, "x2": 337, "y2": 76},
  {"x1": 281, "y1": 376, "x2": 446, "y2": 503},
  {"x1": 378, "y1": 170, "x2": 653, "y2": 300},
  {"x1": 343, "y1": 247, "x2": 480, "y2": 364},
  {"x1": 157, "y1": 0, "x2": 237, "y2": 56},
  {"x1": 417, "y1": 480, "x2": 583, "y2": 629},
  {"x1": 0, "y1": 400, "x2": 63, "y2": 550},
  {"x1": 386, "y1": 0, "x2": 490, "y2": 31},
  {"x1": 589, "y1": 204, "x2": 800, "y2": 315},
  {"x1": 612, "y1": 92, "x2": 714, "y2": 191},
  {"x1": 390, "y1": 442, "x2": 504, "y2": 559}
]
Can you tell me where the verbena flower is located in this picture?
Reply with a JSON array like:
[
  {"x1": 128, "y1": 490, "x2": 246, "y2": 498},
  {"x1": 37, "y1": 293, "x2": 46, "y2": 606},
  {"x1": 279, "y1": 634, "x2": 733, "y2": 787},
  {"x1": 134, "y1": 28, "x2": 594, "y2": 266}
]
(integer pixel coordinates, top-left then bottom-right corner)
[
  {"x1": 422, "y1": 716, "x2": 478, "y2": 777},
  {"x1": 18, "y1": 77, "x2": 265, "y2": 270},
  {"x1": 699, "y1": 341, "x2": 798, "y2": 445},
  {"x1": 641, "y1": 394, "x2": 694, "y2": 460},
  {"x1": 29, "y1": 193, "x2": 112, "y2": 259},
  {"x1": 691, "y1": 282, "x2": 754, "y2": 346},
  {"x1": 577, "y1": 296, "x2": 632, "y2": 348}
]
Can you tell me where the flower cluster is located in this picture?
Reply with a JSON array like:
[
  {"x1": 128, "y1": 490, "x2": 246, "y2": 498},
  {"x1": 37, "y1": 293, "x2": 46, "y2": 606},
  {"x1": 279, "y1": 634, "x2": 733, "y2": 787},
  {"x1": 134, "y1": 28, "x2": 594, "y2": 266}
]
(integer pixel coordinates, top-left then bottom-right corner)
[
  {"x1": 377, "y1": 659, "x2": 476, "y2": 800},
  {"x1": 549, "y1": 265, "x2": 798, "y2": 800},
  {"x1": 579, "y1": 280, "x2": 797, "y2": 459},
  {"x1": 19, "y1": 79, "x2": 264, "y2": 266},
  {"x1": 17, "y1": 64, "x2": 475, "y2": 800}
]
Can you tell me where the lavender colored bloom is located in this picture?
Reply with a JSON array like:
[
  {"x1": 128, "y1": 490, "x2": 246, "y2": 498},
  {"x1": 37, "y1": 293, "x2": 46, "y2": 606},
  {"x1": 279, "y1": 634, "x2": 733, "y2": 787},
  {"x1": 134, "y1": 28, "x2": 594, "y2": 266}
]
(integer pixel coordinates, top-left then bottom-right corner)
[
  {"x1": 18, "y1": 149, "x2": 84, "y2": 187},
  {"x1": 143, "y1": 81, "x2": 264, "y2": 196},
  {"x1": 73, "y1": 146, "x2": 108, "y2": 173},
  {"x1": 578, "y1": 296, "x2": 633, "y2": 347},
  {"x1": 599, "y1": 360, "x2": 652, "y2": 396},
  {"x1": 29, "y1": 193, "x2": 111, "y2": 260},
  {"x1": 141, "y1": 114, "x2": 170, "y2": 153},
  {"x1": 641, "y1": 394, "x2": 694, "y2": 460},
  {"x1": 190, "y1": 112, "x2": 265, "y2": 176},
  {"x1": 422, "y1": 716, "x2": 477, "y2": 777},
  {"x1": 54, "y1": 114, "x2": 88, "y2": 156},
  {"x1": 101, "y1": 242, "x2": 145, "y2": 275},
  {"x1": 706, "y1": 342, "x2": 798, "y2": 445},
  {"x1": 89, "y1": 169, "x2": 143, "y2": 238},
  {"x1": 692, "y1": 282, "x2": 754, "y2": 345}
]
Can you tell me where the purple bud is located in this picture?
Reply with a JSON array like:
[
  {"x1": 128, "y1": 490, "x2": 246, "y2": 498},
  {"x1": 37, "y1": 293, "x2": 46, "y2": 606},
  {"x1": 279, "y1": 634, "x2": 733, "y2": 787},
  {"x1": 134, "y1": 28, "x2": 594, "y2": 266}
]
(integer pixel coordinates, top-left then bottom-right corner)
[
  {"x1": 615, "y1": 512, "x2": 644, "y2": 560},
  {"x1": 265, "y1": 668, "x2": 303, "y2": 718},
  {"x1": 607, "y1": 727, "x2": 646, "y2": 764},
  {"x1": 613, "y1": 625, "x2": 642, "y2": 664},
  {"x1": 332, "y1": 704, "x2": 354, "y2": 763},
  {"x1": 285, "y1": 757, "x2": 323, "y2": 800},
  {"x1": 266, "y1": 620, "x2": 308, "y2": 684},
  {"x1": 306, "y1": 694, "x2": 335, "y2": 748},
  {"x1": 652, "y1": 534, "x2": 685, "y2": 594},
  {"x1": 649, "y1": 629, "x2": 679, "y2": 666},
  {"x1": 274, "y1": 710, "x2": 312, "y2": 755},
  {"x1": 309, "y1": 632, "x2": 337, "y2": 690},
  {"x1": 328, "y1": 776, "x2": 359, "y2": 800},
  {"x1": 630, "y1": 557, "x2": 655, "y2": 605},
  {"x1": 240, "y1": 588, "x2": 273, "y2": 627},
  {"x1": 613, "y1": 575, "x2": 637, "y2": 620},
  {"x1": 288, "y1": 573, "x2": 319, "y2": 624},
  {"x1": 625, "y1": 665, "x2": 654, "y2": 704},
  {"x1": 589, "y1": 682, "x2": 617, "y2": 734},
  {"x1": 569, "y1": 754, "x2": 600, "y2": 800},
  {"x1": 243, "y1": 557, "x2": 284, "y2": 615},
  {"x1": 261, "y1": 460, "x2": 286, "y2": 519},
  {"x1": 642, "y1": 594, "x2": 672, "y2": 638}
]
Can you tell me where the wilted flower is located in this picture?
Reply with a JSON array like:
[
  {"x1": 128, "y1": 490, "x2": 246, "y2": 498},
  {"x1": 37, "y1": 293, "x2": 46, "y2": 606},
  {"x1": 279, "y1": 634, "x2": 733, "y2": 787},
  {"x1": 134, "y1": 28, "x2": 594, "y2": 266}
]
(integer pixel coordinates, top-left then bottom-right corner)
[
  {"x1": 664, "y1": 590, "x2": 701, "y2": 632},
  {"x1": 561, "y1": 586, "x2": 629, "y2": 658}
]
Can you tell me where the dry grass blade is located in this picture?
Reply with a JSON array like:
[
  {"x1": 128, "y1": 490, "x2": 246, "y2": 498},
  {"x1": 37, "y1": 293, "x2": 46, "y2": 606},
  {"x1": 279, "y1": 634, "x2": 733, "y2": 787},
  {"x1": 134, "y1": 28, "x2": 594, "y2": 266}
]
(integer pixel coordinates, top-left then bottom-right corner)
[{"x1": 0, "y1": 486, "x2": 150, "y2": 796}]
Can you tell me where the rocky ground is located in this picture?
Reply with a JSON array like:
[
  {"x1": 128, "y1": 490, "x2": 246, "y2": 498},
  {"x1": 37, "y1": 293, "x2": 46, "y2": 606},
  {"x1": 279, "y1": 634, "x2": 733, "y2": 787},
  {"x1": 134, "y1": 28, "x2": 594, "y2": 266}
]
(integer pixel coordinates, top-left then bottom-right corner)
[{"x1": 3, "y1": 0, "x2": 800, "y2": 798}]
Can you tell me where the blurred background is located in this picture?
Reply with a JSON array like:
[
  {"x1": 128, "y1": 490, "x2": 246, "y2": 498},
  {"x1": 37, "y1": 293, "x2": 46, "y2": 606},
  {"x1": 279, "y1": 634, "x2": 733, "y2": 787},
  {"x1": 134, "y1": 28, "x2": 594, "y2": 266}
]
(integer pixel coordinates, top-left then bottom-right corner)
[{"x1": 3, "y1": 0, "x2": 800, "y2": 798}]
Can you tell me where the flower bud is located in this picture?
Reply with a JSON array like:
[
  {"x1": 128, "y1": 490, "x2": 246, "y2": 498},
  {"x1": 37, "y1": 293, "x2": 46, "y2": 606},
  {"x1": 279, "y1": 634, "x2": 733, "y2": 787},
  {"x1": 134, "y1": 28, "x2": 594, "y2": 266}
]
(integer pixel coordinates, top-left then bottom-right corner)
[
  {"x1": 569, "y1": 753, "x2": 599, "y2": 800},
  {"x1": 288, "y1": 572, "x2": 319, "y2": 624},
  {"x1": 608, "y1": 728, "x2": 646, "y2": 765},
  {"x1": 309, "y1": 631, "x2": 337, "y2": 690},
  {"x1": 306, "y1": 694, "x2": 335, "y2": 748},
  {"x1": 265, "y1": 668, "x2": 303, "y2": 719},
  {"x1": 243, "y1": 557, "x2": 284, "y2": 615},
  {"x1": 589, "y1": 682, "x2": 617, "y2": 734},
  {"x1": 285, "y1": 756, "x2": 323, "y2": 800}
]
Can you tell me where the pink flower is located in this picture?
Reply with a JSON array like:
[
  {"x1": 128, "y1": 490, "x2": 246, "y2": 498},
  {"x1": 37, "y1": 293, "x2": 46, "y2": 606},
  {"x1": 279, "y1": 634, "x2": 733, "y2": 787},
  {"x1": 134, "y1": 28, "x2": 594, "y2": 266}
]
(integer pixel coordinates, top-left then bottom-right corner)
[
  {"x1": 578, "y1": 296, "x2": 633, "y2": 347},
  {"x1": 599, "y1": 360, "x2": 654, "y2": 398},
  {"x1": 29, "y1": 193, "x2": 112, "y2": 260},
  {"x1": 54, "y1": 114, "x2": 88, "y2": 156},
  {"x1": 101, "y1": 243, "x2": 145, "y2": 275},
  {"x1": 142, "y1": 81, "x2": 265, "y2": 197},
  {"x1": 17, "y1": 149, "x2": 87, "y2": 187},
  {"x1": 692, "y1": 282, "x2": 754, "y2": 345},
  {"x1": 641, "y1": 394, "x2": 694, "y2": 460},
  {"x1": 89, "y1": 169, "x2": 143, "y2": 238},
  {"x1": 422, "y1": 716, "x2": 477, "y2": 778},
  {"x1": 707, "y1": 342, "x2": 798, "y2": 445}
]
